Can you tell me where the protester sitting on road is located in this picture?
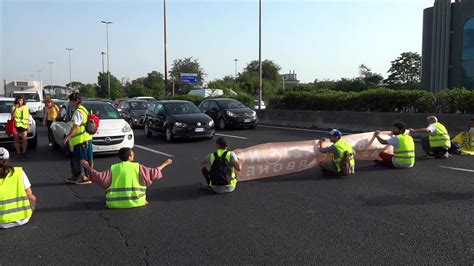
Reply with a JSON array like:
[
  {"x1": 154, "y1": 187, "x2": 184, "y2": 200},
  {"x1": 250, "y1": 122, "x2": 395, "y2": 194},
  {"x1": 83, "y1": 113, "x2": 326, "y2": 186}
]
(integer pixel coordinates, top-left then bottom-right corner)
[
  {"x1": 80, "y1": 147, "x2": 172, "y2": 208},
  {"x1": 64, "y1": 92, "x2": 93, "y2": 185},
  {"x1": 317, "y1": 129, "x2": 355, "y2": 176},
  {"x1": 450, "y1": 118, "x2": 474, "y2": 155},
  {"x1": 201, "y1": 137, "x2": 241, "y2": 194},
  {"x1": 0, "y1": 148, "x2": 36, "y2": 229},
  {"x1": 409, "y1": 116, "x2": 450, "y2": 159},
  {"x1": 43, "y1": 98, "x2": 60, "y2": 147},
  {"x1": 11, "y1": 95, "x2": 30, "y2": 158},
  {"x1": 373, "y1": 121, "x2": 415, "y2": 169}
]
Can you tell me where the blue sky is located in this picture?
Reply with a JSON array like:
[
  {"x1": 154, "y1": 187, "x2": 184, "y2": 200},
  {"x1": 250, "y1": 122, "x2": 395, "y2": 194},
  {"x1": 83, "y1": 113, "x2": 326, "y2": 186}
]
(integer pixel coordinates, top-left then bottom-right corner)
[{"x1": 1, "y1": 0, "x2": 434, "y2": 86}]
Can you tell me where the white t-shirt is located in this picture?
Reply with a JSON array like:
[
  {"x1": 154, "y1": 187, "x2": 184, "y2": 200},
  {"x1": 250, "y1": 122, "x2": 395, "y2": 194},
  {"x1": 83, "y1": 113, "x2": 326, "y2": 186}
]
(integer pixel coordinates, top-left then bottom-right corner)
[
  {"x1": 73, "y1": 109, "x2": 85, "y2": 126},
  {"x1": 427, "y1": 123, "x2": 437, "y2": 134},
  {"x1": 0, "y1": 172, "x2": 32, "y2": 229}
]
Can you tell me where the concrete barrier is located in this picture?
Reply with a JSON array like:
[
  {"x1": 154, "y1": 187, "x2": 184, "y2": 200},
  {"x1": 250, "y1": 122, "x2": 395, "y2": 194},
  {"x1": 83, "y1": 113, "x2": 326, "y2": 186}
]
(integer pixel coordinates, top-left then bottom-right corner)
[{"x1": 257, "y1": 109, "x2": 472, "y2": 134}]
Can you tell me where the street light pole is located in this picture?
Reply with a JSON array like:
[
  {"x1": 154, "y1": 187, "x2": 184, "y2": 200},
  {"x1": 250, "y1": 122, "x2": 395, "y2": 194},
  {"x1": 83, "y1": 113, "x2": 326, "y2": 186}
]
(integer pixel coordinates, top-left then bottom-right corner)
[
  {"x1": 234, "y1": 59, "x2": 238, "y2": 77},
  {"x1": 101, "y1": 52, "x2": 106, "y2": 73},
  {"x1": 48, "y1": 62, "x2": 54, "y2": 94},
  {"x1": 258, "y1": 0, "x2": 263, "y2": 110},
  {"x1": 101, "y1": 20, "x2": 113, "y2": 99},
  {"x1": 164, "y1": 0, "x2": 168, "y2": 93},
  {"x1": 66, "y1": 48, "x2": 73, "y2": 87}
]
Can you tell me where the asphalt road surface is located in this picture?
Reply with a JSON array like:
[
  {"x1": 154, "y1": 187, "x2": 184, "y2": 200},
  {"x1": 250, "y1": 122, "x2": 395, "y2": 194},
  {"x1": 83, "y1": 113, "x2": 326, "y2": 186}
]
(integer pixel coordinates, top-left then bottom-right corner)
[{"x1": 1, "y1": 125, "x2": 473, "y2": 265}]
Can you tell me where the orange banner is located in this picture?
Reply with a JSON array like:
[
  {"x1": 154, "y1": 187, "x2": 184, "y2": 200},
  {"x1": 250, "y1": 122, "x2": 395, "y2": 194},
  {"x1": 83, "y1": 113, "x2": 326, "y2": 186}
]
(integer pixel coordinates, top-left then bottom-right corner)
[{"x1": 234, "y1": 131, "x2": 393, "y2": 182}]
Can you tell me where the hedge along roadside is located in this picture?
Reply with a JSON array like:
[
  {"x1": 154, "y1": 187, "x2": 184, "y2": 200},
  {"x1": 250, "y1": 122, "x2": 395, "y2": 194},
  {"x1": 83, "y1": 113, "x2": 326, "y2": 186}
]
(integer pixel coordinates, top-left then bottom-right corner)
[
  {"x1": 163, "y1": 94, "x2": 254, "y2": 107},
  {"x1": 268, "y1": 88, "x2": 474, "y2": 114}
]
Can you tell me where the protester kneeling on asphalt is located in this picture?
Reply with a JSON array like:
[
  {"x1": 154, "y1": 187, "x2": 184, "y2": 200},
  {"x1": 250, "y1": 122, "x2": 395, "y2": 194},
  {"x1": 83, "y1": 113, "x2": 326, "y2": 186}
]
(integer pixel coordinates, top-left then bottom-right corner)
[
  {"x1": 449, "y1": 118, "x2": 474, "y2": 155},
  {"x1": 80, "y1": 148, "x2": 172, "y2": 208},
  {"x1": 0, "y1": 148, "x2": 36, "y2": 229},
  {"x1": 317, "y1": 129, "x2": 355, "y2": 176},
  {"x1": 409, "y1": 116, "x2": 450, "y2": 159},
  {"x1": 373, "y1": 121, "x2": 415, "y2": 169},
  {"x1": 201, "y1": 137, "x2": 241, "y2": 194}
]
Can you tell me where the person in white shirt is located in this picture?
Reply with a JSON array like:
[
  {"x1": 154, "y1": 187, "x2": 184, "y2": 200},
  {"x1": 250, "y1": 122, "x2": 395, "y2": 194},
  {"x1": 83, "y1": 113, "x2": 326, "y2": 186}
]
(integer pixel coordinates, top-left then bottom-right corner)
[{"x1": 410, "y1": 116, "x2": 450, "y2": 159}]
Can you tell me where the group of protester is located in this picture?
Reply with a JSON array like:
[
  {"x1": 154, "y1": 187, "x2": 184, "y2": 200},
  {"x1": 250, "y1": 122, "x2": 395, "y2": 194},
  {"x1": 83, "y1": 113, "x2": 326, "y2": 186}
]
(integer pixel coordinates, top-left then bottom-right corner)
[{"x1": 1, "y1": 91, "x2": 473, "y2": 229}]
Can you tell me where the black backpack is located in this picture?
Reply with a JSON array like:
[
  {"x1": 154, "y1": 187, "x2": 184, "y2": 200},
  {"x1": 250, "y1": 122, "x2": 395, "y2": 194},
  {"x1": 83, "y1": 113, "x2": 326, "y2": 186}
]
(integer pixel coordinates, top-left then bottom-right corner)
[{"x1": 209, "y1": 151, "x2": 232, "y2": 186}]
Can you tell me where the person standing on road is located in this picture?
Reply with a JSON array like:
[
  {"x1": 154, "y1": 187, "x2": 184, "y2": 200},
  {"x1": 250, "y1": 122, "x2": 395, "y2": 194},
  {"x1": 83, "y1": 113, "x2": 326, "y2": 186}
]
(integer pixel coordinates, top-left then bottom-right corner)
[
  {"x1": 80, "y1": 147, "x2": 173, "y2": 208},
  {"x1": 63, "y1": 92, "x2": 93, "y2": 185},
  {"x1": 11, "y1": 95, "x2": 30, "y2": 157},
  {"x1": 0, "y1": 148, "x2": 36, "y2": 229},
  {"x1": 409, "y1": 116, "x2": 450, "y2": 159},
  {"x1": 43, "y1": 99, "x2": 60, "y2": 147},
  {"x1": 317, "y1": 129, "x2": 355, "y2": 176},
  {"x1": 201, "y1": 137, "x2": 242, "y2": 194},
  {"x1": 373, "y1": 121, "x2": 415, "y2": 169}
]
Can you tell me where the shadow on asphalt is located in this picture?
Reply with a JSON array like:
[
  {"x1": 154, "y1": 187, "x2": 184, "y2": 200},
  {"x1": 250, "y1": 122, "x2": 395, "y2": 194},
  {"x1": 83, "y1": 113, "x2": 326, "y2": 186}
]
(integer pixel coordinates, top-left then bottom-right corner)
[
  {"x1": 359, "y1": 192, "x2": 474, "y2": 207},
  {"x1": 35, "y1": 200, "x2": 105, "y2": 213},
  {"x1": 147, "y1": 184, "x2": 212, "y2": 202}
]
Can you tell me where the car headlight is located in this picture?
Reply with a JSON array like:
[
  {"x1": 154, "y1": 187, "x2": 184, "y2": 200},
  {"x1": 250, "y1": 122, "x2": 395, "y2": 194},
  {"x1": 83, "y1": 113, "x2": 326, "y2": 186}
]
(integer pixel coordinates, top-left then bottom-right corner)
[
  {"x1": 122, "y1": 124, "x2": 132, "y2": 133},
  {"x1": 174, "y1": 122, "x2": 187, "y2": 127},
  {"x1": 251, "y1": 111, "x2": 257, "y2": 117},
  {"x1": 226, "y1": 110, "x2": 235, "y2": 117},
  {"x1": 208, "y1": 120, "x2": 214, "y2": 127}
]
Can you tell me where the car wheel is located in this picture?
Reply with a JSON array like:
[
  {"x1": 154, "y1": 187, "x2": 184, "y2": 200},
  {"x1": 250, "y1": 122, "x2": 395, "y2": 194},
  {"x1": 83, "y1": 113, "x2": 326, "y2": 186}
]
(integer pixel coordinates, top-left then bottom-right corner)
[
  {"x1": 165, "y1": 126, "x2": 174, "y2": 142},
  {"x1": 28, "y1": 134, "x2": 38, "y2": 149},
  {"x1": 144, "y1": 122, "x2": 152, "y2": 137},
  {"x1": 218, "y1": 118, "x2": 226, "y2": 130}
]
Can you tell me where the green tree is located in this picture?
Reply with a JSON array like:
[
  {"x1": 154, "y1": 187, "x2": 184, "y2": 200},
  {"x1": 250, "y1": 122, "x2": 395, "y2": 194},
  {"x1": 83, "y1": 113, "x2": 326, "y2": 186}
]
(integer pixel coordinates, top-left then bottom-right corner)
[
  {"x1": 127, "y1": 83, "x2": 149, "y2": 98},
  {"x1": 169, "y1": 57, "x2": 205, "y2": 94},
  {"x1": 143, "y1": 71, "x2": 165, "y2": 98},
  {"x1": 359, "y1": 64, "x2": 384, "y2": 87},
  {"x1": 66, "y1": 81, "x2": 84, "y2": 90},
  {"x1": 236, "y1": 60, "x2": 282, "y2": 98},
  {"x1": 78, "y1": 83, "x2": 98, "y2": 98},
  {"x1": 97, "y1": 72, "x2": 124, "y2": 99},
  {"x1": 385, "y1": 52, "x2": 421, "y2": 88}
]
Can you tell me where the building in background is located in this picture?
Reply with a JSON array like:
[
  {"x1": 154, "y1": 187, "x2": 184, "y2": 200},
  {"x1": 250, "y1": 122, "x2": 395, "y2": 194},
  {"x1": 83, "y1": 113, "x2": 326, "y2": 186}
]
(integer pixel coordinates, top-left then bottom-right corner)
[
  {"x1": 281, "y1": 70, "x2": 300, "y2": 89},
  {"x1": 422, "y1": 0, "x2": 474, "y2": 92}
]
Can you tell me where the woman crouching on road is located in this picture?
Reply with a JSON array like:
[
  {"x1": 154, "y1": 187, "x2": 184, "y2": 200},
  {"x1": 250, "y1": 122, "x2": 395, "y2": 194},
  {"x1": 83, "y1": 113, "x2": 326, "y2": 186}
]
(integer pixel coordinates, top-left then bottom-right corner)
[
  {"x1": 11, "y1": 95, "x2": 30, "y2": 157},
  {"x1": 0, "y1": 147, "x2": 36, "y2": 229}
]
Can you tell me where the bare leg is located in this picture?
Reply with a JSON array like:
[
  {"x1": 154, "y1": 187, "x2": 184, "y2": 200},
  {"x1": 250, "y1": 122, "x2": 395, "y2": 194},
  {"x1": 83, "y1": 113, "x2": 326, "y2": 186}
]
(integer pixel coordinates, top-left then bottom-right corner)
[
  {"x1": 13, "y1": 133, "x2": 21, "y2": 154},
  {"x1": 21, "y1": 131, "x2": 28, "y2": 153}
]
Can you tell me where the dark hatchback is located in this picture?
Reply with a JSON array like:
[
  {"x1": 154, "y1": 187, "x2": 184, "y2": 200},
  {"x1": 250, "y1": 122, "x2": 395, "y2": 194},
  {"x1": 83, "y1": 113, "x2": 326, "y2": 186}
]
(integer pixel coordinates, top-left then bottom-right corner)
[
  {"x1": 143, "y1": 100, "x2": 215, "y2": 142},
  {"x1": 199, "y1": 98, "x2": 257, "y2": 130},
  {"x1": 117, "y1": 100, "x2": 149, "y2": 127}
]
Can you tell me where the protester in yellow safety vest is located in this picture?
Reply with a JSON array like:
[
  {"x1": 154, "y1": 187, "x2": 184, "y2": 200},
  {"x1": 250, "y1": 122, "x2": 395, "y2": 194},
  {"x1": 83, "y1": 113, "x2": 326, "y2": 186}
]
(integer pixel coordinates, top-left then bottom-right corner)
[
  {"x1": 410, "y1": 116, "x2": 450, "y2": 159},
  {"x1": 201, "y1": 137, "x2": 242, "y2": 194},
  {"x1": 11, "y1": 95, "x2": 31, "y2": 157},
  {"x1": 43, "y1": 98, "x2": 60, "y2": 147},
  {"x1": 63, "y1": 92, "x2": 93, "y2": 185},
  {"x1": 0, "y1": 148, "x2": 36, "y2": 229},
  {"x1": 373, "y1": 121, "x2": 415, "y2": 169},
  {"x1": 317, "y1": 129, "x2": 355, "y2": 176},
  {"x1": 450, "y1": 118, "x2": 474, "y2": 155},
  {"x1": 80, "y1": 147, "x2": 172, "y2": 208}
]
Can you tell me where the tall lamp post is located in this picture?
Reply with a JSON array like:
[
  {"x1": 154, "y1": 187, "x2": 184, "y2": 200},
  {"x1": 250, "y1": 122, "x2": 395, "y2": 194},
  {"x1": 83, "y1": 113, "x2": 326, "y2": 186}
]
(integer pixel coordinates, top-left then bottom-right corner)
[
  {"x1": 101, "y1": 52, "x2": 106, "y2": 73},
  {"x1": 258, "y1": 0, "x2": 263, "y2": 110},
  {"x1": 101, "y1": 20, "x2": 113, "y2": 98},
  {"x1": 234, "y1": 59, "x2": 238, "y2": 77},
  {"x1": 48, "y1": 62, "x2": 54, "y2": 94},
  {"x1": 163, "y1": 0, "x2": 168, "y2": 92},
  {"x1": 66, "y1": 48, "x2": 73, "y2": 87}
]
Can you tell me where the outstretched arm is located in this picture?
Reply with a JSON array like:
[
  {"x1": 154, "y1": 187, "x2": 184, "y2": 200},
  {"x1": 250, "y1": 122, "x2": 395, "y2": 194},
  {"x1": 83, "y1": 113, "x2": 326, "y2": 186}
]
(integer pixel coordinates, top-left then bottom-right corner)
[
  {"x1": 373, "y1": 130, "x2": 389, "y2": 145},
  {"x1": 158, "y1": 159, "x2": 173, "y2": 171}
]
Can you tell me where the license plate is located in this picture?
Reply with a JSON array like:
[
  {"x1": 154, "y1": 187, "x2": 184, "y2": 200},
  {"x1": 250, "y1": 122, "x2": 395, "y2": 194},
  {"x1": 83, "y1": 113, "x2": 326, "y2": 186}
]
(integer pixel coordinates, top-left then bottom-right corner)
[
  {"x1": 244, "y1": 119, "x2": 251, "y2": 123},
  {"x1": 195, "y1": 128, "x2": 204, "y2": 132}
]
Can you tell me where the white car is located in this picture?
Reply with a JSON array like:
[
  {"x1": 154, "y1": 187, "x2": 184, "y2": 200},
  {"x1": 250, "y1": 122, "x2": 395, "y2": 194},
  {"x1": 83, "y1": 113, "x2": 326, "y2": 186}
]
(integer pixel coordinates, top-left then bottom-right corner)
[
  {"x1": 0, "y1": 97, "x2": 37, "y2": 148},
  {"x1": 254, "y1": 100, "x2": 266, "y2": 110},
  {"x1": 132, "y1": 96, "x2": 157, "y2": 103},
  {"x1": 51, "y1": 100, "x2": 134, "y2": 154}
]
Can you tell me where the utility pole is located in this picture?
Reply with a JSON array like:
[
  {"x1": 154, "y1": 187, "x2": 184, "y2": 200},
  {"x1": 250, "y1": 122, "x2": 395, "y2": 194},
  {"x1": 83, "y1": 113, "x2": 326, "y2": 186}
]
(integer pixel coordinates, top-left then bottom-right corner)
[
  {"x1": 101, "y1": 52, "x2": 106, "y2": 73},
  {"x1": 101, "y1": 20, "x2": 113, "y2": 98},
  {"x1": 164, "y1": 0, "x2": 168, "y2": 93},
  {"x1": 234, "y1": 59, "x2": 238, "y2": 77},
  {"x1": 258, "y1": 0, "x2": 263, "y2": 110},
  {"x1": 66, "y1": 48, "x2": 73, "y2": 87}
]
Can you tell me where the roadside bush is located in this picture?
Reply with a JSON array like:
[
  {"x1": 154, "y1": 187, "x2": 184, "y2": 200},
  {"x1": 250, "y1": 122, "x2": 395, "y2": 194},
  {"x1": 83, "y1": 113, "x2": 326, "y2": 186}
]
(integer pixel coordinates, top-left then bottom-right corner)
[{"x1": 268, "y1": 88, "x2": 471, "y2": 113}]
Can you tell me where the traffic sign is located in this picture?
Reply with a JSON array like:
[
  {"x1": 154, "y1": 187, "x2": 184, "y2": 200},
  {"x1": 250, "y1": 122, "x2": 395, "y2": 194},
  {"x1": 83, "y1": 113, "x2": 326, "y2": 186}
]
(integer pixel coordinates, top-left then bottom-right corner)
[{"x1": 180, "y1": 73, "x2": 198, "y2": 84}]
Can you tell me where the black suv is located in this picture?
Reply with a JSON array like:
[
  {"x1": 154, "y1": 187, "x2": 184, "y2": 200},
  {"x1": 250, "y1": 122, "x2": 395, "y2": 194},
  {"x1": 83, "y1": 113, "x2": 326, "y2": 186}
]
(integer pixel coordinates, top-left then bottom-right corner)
[
  {"x1": 199, "y1": 98, "x2": 257, "y2": 130},
  {"x1": 143, "y1": 100, "x2": 215, "y2": 142}
]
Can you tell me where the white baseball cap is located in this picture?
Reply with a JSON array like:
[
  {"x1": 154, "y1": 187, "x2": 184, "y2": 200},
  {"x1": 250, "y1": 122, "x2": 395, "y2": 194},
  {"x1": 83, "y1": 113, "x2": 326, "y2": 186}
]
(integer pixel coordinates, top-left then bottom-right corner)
[{"x1": 0, "y1": 147, "x2": 10, "y2": 160}]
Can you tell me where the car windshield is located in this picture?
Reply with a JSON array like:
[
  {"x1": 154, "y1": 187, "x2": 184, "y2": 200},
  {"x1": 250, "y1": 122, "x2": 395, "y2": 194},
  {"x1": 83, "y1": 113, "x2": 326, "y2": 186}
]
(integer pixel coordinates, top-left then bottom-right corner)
[
  {"x1": 0, "y1": 101, "x2": 14, "y2": 113},
  {"x1": 83, "y1": 103, "x2": 121, "y2": 119},
  {"x1": 14, "y1": 93, "x2": 40, "y2": 102},
  {"x1": 165, "y1": 102, "x2": 201, "y2": 114},
  {"x1": 129, "y1": 101, "x2": 149, "y2": 110},
  {"x1": 218, "y1": 100, "x2": 246, "y2": 109}
]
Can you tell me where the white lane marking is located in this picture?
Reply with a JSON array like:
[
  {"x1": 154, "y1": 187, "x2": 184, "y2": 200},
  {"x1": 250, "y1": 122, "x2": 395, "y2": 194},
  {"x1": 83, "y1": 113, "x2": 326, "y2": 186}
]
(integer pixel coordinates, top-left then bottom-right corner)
[
  {"x1": 135, "y1": 145, "x2": 174, "y2": 157},
  {"x1": 439, "y1": 166, "x2": 474, "y2": 173},
  {"x1": 258, "y1": 125, "x2": 421, "y2": 141},
  {"x1": 215, "y1": 133, "x2": 248, "y2": 140}
]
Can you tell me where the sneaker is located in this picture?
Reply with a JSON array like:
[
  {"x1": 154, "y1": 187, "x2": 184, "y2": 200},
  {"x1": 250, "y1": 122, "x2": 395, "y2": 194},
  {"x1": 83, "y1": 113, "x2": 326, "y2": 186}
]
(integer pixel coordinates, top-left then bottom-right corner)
[
  {"x1": 76, "y1": 176, "x2": 92, "y2": 185},
  {"x1": 65, "y1": 177, "x2": 79, "y2": 184}
]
